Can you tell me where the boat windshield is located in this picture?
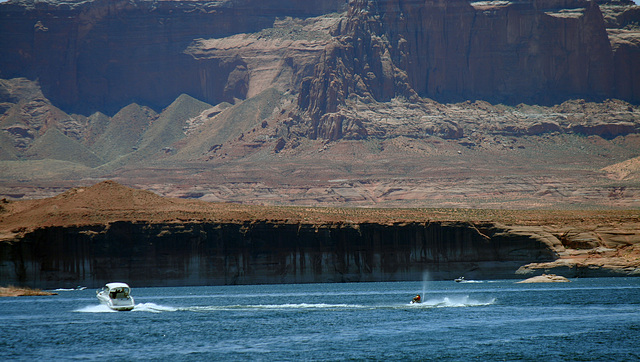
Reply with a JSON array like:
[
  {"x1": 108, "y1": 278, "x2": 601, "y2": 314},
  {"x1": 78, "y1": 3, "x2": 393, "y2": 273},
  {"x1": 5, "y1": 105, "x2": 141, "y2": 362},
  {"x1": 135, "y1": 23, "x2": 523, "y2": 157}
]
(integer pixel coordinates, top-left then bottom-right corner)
[{"x1": 109, "y1": 287, "x2": 130, "y2": 299}]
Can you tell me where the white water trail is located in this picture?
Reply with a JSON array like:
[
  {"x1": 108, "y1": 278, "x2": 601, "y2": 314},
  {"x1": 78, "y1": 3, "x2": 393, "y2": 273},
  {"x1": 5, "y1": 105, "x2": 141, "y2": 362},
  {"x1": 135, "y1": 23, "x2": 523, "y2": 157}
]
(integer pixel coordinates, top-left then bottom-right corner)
[
  {"x1": 132, "y1": 302, "x2": 178, "y2": 313},
  {"x1": 75, "y1": 303, "x2": 178, "y2": 313},
  {"x1": 183, "y1": 303, "x2": 368, "y2": 312},
  {"x1": 407, "y1": 270, "x2": 495, "y2": 308},
  {"x1": 53, "y1": 286, "x2": 87, "y2": 292},
  {"x1": 421, "y1": 295, "x2": 496, "y2": 308},
  {"x1": 76, "y1": 305, "x2": 117, "y2": 313}
]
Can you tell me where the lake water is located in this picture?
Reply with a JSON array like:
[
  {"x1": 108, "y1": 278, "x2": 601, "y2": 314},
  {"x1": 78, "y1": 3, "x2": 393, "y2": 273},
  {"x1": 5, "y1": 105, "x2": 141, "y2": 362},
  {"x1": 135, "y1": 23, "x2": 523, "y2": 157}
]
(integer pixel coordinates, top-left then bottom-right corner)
[{"x1": 1, "y1": 277, "x2": 639, "y2": 360}]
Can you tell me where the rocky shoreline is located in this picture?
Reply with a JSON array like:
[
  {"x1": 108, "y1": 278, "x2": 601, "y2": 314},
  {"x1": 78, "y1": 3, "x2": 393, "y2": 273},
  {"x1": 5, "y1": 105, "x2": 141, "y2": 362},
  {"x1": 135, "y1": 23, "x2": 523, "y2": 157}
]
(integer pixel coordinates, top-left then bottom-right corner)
[
  {"x1": 0, "y1": 286, "x2": 57, "y2": 297},
  {"x1": 517, "y1": 274, "x2": 571, "y2": 283}
]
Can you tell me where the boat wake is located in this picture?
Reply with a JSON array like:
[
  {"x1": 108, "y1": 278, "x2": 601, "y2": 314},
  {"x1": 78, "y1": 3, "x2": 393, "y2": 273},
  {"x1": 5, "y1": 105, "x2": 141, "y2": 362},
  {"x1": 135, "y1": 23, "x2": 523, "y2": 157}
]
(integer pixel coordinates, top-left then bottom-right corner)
[
  {"x1": 133, "y1": 303, "x2": 178, "y2": 313},
  {"x1": 53, "y1": 286, "x2": 87, "y2": 292},
  {"x1": 76, "y1": 305, "x2": 118, "y2": 313},
  {"x1": 75, "y1": 303, "x2": 178, "y2": 313},
  {"x1": 245, "y1": 303, "x2": 367, "y2": 309},
  {"x1": 410, "y1": 295, "x2": 496, "y2": 308},
  {"x1": 179, "y1": 299, "x2": 494, "y2": 312},
  {"x1": 75, "y1": 299, "x2": 494, "y2": 313},
  {"x1": 182, "y1": 303, "x2": 369, "y2": 312}
]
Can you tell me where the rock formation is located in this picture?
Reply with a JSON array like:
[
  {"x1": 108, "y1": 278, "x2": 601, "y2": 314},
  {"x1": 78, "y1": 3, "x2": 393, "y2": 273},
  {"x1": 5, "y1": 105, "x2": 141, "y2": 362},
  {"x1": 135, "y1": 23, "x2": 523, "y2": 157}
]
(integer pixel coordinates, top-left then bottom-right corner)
[
  {"x1": 0, "y1": 220, "x2": 557, "y2": 288},
  {"x1": 1, "y1": 0, "x2": 638, "y2": 116},
  {"x1": 0, "y1": 181, "x2": 638, "y2": 288},
  {"x1": 0, "y1": 286, "x2": 57, "y2": 297},
  {"x1": 0, "y1": 0, "x2": 349, "y2": 114},
  {"x1": 517, "y1": 273, "x2": 570, "y2": 283},
  {"x1": 296, "y1": 0, "x2": 631, "y2": 138},
  {"x1": 0, "y1": 0, "x2": 640, "y2": 208}
]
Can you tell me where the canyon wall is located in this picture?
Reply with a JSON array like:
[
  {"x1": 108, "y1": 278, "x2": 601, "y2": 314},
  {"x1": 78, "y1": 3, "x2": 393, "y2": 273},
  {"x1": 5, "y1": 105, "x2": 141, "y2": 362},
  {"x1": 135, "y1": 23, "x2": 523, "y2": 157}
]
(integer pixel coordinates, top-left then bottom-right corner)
[
  {"x1": 297, "y1": 0, "x2": 629, "y2": 138},
  {"x1": 0, "y1": 221, "x2": 557, "y2": 288},
  {"x1": 1, "y1": 0, "x2": 638, "y2": 119},
  {"x1": 0, "y1": 0, "x2": 348, "y2": 114}
]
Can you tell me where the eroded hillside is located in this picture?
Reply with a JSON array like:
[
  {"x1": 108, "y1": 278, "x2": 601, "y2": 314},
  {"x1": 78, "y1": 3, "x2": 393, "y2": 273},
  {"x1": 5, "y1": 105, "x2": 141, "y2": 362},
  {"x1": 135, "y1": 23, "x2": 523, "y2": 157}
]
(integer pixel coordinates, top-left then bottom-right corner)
[{"x1": 0, "y1": 0, "x2": 640, "y2": 209}]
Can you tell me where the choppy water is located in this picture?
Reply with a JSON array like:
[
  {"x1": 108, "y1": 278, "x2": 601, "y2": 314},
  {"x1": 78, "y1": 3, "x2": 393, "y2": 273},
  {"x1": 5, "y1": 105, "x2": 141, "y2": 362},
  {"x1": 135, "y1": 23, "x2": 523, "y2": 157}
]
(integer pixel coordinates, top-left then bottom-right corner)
[{"x1": 1, "y1": 278, "x2": 639, "y2": 360}]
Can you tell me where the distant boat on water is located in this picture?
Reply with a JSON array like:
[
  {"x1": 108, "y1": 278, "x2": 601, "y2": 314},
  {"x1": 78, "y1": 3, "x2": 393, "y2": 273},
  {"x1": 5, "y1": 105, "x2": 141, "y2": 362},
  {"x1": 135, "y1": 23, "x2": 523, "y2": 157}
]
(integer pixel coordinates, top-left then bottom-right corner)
[{"x1": 96, "y1": 282, "x2": 135, "y2": 311}]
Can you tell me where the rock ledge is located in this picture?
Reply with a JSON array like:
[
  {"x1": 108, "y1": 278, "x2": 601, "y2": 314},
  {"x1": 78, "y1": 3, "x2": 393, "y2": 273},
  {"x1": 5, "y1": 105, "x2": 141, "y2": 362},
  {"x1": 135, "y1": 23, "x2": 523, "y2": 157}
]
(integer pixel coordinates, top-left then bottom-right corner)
[{"x1": 517, "y1": 274, "x2": 571, "y2": 283}]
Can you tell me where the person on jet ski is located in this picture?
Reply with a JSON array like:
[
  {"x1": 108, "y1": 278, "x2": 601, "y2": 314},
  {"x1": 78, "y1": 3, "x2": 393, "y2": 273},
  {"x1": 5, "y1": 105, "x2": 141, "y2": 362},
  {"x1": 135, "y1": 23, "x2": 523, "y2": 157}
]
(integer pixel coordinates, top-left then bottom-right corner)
[{"x1": 412, "y1": 294, "x2": 421, "y2": 303}]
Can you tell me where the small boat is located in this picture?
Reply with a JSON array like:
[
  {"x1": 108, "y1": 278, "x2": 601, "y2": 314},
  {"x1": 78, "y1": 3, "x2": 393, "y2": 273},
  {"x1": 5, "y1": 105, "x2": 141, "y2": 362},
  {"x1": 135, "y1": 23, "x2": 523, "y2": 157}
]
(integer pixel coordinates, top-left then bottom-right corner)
[
  {"x1": 455, "y1": 277, "x2": 465, "y2": 283},
  {"x1": 96, "y1": 282, "x2": 135, "y2": 311}
]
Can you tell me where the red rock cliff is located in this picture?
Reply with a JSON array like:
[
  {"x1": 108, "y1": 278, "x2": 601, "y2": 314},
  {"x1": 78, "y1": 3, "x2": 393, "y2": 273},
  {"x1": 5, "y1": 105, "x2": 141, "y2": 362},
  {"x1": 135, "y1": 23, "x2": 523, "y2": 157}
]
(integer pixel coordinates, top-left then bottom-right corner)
[
  {"x1": 0, "y1": 0, "x2": 637, "y2": 136},
  {"x1": 298, "y1": 0, "x2": 619, "y2": 137},
  {"x1": 0, "y1": 0, "x2": 348, "y2": 114}
]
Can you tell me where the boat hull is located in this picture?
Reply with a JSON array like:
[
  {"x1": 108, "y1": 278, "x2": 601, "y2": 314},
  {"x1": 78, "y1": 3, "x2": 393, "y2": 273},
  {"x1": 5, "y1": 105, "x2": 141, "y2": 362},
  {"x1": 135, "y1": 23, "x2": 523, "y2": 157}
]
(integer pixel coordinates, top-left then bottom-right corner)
[{"x1": 97, "y1": 292, "x2": 135, "y2": 311}]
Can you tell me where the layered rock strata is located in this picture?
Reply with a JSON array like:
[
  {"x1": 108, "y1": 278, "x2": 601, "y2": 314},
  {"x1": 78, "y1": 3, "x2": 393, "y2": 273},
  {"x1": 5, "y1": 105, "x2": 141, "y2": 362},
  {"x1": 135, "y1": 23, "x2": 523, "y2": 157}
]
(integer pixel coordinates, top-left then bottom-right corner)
[
  {"x1": 297, "y1": 0, "x2": 627, "y2": 138},
  {"x1": 1, "y1": 181, "x2": 639, "y2": 288},
  {"x1": 0, "y1": 0, "x2": 348, "y2": 114},
  {"x1": 1, "y1": 0, "x2": 638, "y2": 120},
  {"x1": 1, "y1": 220, "x2": 557, "y2": 288}
]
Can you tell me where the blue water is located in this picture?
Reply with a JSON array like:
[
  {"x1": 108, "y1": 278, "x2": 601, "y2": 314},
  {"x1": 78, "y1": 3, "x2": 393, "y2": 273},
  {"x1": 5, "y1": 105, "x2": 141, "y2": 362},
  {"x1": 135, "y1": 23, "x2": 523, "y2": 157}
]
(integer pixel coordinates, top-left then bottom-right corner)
[{"x1": 1, "y1": 278, "x2": 639, "y2": 360}]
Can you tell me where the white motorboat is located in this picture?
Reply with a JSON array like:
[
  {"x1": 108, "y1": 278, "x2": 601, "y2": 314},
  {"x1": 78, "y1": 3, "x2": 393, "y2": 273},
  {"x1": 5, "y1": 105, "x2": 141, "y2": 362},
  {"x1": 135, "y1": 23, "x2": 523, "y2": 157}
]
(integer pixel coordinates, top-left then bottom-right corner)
[{"x1": 96, "y1": 282, "x2": 135, "y2": 311}]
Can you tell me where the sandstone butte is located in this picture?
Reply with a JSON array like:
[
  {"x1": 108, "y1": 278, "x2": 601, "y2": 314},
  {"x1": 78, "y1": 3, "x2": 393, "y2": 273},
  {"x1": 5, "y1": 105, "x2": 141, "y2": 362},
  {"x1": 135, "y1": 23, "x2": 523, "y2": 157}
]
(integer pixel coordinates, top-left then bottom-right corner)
[{"x1": 0, "y1": 181, "x2": 639, "y2": 289}]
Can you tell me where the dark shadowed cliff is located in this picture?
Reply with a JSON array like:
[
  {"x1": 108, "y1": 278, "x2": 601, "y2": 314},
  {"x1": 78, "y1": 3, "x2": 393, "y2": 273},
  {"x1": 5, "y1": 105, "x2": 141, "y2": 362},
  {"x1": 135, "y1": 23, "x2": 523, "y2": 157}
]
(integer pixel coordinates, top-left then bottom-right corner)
[
  {"x1": 1, "y1": 182, "x2": 638, "y2": 288},
  {"x1": 3, "y1": 221, "x2": 557, "y2": 288}
]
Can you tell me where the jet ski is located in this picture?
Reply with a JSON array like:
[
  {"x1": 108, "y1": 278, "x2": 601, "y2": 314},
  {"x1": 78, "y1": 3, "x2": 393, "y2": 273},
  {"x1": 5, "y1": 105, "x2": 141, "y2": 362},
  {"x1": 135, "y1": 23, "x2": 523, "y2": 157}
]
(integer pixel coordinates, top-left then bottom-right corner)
[{"x1": 411, "y1": 294, "x2": 422, "y2": 304}]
